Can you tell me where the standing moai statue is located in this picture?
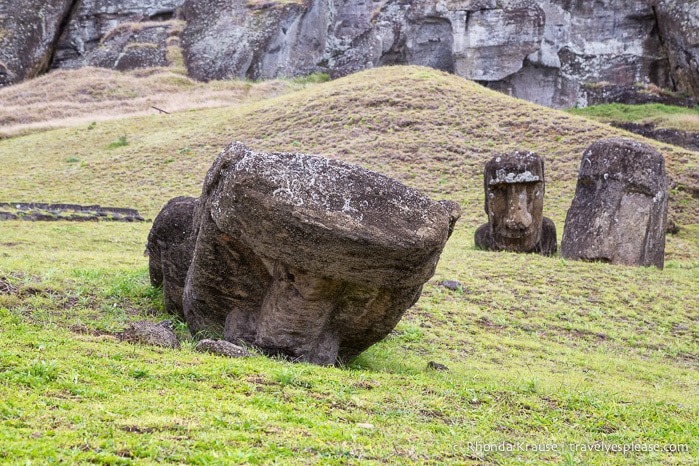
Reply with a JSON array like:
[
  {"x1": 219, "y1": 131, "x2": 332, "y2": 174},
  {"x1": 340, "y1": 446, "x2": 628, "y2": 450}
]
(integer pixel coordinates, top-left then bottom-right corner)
[
  {"x1": 475, "y1": 151, "x2": 557, "y2": 255},
  {"x1": 561, "y1": 138, "x2": 668, "y2": 269}
]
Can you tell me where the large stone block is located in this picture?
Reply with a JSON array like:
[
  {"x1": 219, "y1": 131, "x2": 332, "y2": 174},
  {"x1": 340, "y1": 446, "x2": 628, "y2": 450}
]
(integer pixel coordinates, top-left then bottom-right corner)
[{"x1": 561, "y1": 138, "x2": 668, "y2": 269}]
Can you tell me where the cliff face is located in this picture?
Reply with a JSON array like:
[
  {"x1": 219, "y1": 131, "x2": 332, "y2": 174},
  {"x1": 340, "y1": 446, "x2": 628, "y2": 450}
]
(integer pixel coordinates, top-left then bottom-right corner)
[
  {"x1": 1, "y1": 0, "x2": 697, "y2": 109},
  {"x1": 487, "y1": 0, "x2": 673, "y2": 107},
  {"x1": 51, "y1": 0, "x2": 184, "y2": 71},
  {"x1": 655, "y1": 0, "x2": 699, "y2": 98},
  {"x1": 0, "y1": 0, "x2": 75, "y2": 86}
]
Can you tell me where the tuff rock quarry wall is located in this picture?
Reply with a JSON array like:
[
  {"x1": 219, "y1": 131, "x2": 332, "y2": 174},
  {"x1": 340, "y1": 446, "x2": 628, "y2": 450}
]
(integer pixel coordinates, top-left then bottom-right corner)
[{"x1": 1, "y1": 0, "x2": 697, "y2": 109}]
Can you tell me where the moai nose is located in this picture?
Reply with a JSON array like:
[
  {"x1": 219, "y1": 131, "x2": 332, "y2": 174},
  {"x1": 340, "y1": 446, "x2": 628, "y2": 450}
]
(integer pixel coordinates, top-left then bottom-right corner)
[{"x1": 504, "y1": 186, "x2": 532, "y2": 229}]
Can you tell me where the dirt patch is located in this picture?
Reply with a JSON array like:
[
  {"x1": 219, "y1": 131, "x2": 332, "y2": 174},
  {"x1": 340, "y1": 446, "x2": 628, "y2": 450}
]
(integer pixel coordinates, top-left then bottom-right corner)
[
  {"x1": 0, "y1": 278, "x2": 18, "y2": 295},
  {"x1": 69, "y1": 324, "x2": 116, "y2": 337}
]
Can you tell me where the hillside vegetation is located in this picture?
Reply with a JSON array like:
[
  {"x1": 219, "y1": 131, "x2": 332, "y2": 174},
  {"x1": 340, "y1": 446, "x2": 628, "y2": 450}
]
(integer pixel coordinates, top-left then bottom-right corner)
[
  {"x1": 0, "y1": 67, "x2": 325, "y2": 139},
  {"x1": 0, "y1": 66, "x2": 697, "y2": 464},
  {"x1": 569, "y1": 103, "x2": 699, "y2": 133}
]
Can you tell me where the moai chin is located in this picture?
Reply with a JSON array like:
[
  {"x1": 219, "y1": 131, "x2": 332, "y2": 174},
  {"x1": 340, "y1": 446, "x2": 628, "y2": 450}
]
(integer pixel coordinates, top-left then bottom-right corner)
[
  {"x1": 561, "y1": 138, "x2": 668, "y2": 269},
  {"x1": 475, "y1": 151, "x2": 557, "y2": 255}
]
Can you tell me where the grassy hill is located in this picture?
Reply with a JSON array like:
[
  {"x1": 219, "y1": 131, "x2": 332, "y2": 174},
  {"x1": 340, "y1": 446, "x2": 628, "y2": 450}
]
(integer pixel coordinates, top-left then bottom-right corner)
[{"x1": 0, "y1": 66, "x2": 697, "y2": 464}]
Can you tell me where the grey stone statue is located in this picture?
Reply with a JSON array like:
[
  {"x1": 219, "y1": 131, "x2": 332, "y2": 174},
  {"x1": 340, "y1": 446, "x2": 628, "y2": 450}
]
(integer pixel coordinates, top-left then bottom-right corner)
[
  {"x1": 148, "y1": 142, "x2": 461, "y2": 365},
  {"x1": 561, "y1": 138, "x2": 668, "y2": 269},
  {"x1": 475, "y1": 151, "x2": 557, "y2": 256}
]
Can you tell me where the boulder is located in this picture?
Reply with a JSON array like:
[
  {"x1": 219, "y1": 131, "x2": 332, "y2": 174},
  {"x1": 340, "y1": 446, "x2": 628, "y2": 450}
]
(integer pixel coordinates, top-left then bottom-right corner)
[
  {"x1": 150, "y1": 142, "x2": 460, "y2": 365},
  {"x1": 120, "y1": 320, "x2": 180, "y2": 349},
  {"x1": 561, "y1": 138, "x2": 668, "y2": 269},
  {"x1": 146, "y1": 196, "x2": 197, "y2": 319},
  {"x1": 51, "y1": 0, "x2": 184, "y2": 70},
  {"x1": 0, "y1": 0, "x2": 75, "y2": 86},
  {"x1": 194, "y1": 339, "x2": 250, "y2": 358},
  {"x1": 474, "y1": 152, "x2": 557, "y2": 256}
]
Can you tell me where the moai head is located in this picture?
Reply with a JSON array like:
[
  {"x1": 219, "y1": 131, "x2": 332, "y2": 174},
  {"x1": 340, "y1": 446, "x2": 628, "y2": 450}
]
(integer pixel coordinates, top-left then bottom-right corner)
[
  {"x1": 483, "y1": 152, "x2": 546, "y2": 253},
  {"x1": 561, "y1": 138, "x2": 668, "y2": 269}
]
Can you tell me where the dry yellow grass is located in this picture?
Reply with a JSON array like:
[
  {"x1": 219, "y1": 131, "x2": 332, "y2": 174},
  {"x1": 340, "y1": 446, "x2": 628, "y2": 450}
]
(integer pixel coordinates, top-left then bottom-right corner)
[{"x1": 0, "y1": 67, "x2": 314, "y2": 138}]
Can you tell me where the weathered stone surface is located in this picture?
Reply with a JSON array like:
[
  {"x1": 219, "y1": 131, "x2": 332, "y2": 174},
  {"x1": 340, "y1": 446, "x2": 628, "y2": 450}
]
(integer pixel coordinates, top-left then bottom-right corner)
[
  {"x1": 449, "y1": 0, "x2": 545, "y2": 81},
  {"x1": 561, "y1": 138, "x2": 668, "y2": 269},
  {"x1": 161, "y1": 142, "x2": 460, "y2": 365},
  {"x1": 52, "y1": 0, "x2": 183, "y2": 70},
  {"x1": 582, "y1": 83, "x2": 696, "y2": 108},
  {"x1": 3, "y1": 0, "x2": 699, "y2": 110},
  {"x1": 120, "y1": 320, "x2": 180, "y2": 349},
  {"x1": 194, "y1": 339, "x2": 250, "y2": 358},
  {"x1": 474, "y1": 152, "x2": 557, "y2": 256},
  {"x1": 0, "y1": 0, "x2": 75, "y2": 86},
  {"x1": 485, "y1": 0, "x2": 673, "y2": 108},
  {"x1": 146, "y1": 196, "x2": 196, "y2": 319},
  {"x1": 655, "y1": 0, "x2": 699, "y2": 98},
  {"x1": 181, "y1": 0, "x2": 315, "y2": 81},
  {"x1": 182, "y1": 0, "x2": 544, "y2": 83}
]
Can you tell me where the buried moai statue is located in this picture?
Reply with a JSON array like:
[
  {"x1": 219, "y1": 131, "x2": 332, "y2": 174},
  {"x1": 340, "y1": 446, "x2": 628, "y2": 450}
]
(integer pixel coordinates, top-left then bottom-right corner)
[
  {"x1": 561, "y1": 138, "x2": 668, "y2": 269},
  {"x1": 474, "y1": 152, "x2": 557, "y2": 256},
  {"x1": 147, "y1": 142, "x2": 461, "y2": 365}
]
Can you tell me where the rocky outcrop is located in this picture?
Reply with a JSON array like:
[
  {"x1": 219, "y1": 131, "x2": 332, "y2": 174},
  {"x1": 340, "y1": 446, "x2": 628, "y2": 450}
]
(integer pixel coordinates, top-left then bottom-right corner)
[
  {"x1": 485, "y1": 0, "x2": 673, "y2": 108},
  {"x1": 0, "y1": 0, "x2": 75, "y2": 86},
  {"x1": 1, "y1": 0, "x2": 698, "y2": 109},
  {"x1": 150, "y1": 142, "x2": 460, "y2": 365},
  {"x1": 52, "y1": 0, "x2": 184, "y2": 70},
  {"x1": 611, "y1": 122, "x2": 699, "y2": 153},
  {"x1": 582, "y1": 83, "x2": 696, "y2": 108},
  {"x1": 655, "y1": 0, "x2": 699, "y2": 98},
  {"x1": 0, "y1": 202, "x2": 145, "y2": 222},
  {"x1": 181, "y1": 0, "x2": 545, "y2": 82}
]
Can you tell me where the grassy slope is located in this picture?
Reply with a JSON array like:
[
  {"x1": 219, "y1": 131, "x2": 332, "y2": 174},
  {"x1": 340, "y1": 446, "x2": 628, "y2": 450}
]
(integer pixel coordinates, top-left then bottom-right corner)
[
  {"x1": 569, "y1": 103, "x2": 699, "y2": 133},
  {"x1": 0, "y1": 66, "x2": 698, "y2": 464},
  {"x1": 0, "y1": 67, "x2": 324, "y2": 139}
]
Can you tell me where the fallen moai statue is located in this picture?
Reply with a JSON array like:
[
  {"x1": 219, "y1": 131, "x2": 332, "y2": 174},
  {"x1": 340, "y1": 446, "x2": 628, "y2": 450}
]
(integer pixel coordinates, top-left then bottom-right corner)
[
  {"x1": 561, "y1": 138, "x2": 668, "y2": 269},
  {"x1": 147, "y1": 142, "x2": 460, "y2": 365},
  {"x1": 474, "y1": 152, "x2": 557, "y2": 256}
]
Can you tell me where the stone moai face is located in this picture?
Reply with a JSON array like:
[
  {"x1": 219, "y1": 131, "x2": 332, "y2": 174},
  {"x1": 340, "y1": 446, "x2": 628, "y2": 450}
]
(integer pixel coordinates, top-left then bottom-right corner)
[
  {"x1": 483, "y1": 152, "x2": 545, "y2": 253},
  {"x1": 561, "y1": 138, "x2": 668, "y2": 269}
]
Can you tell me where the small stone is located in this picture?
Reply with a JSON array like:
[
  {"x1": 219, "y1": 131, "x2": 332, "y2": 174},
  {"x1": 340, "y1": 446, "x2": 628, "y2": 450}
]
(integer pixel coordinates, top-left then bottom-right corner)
[
  {"x1": 439, "y1": 280, "x2": 462, "y2": 291},
  {"x1": 427, "y1": 361, "x2": 449, "y2": 371},
  {"x1": 194, "y1": 339, "x2": 250, "y2": 358},
  {"x1": 356, "y1": 423, "x2": 375, "y2": 429},
  {"x1": 119, "y1": 320, "x2": 180, "y2": 349}
]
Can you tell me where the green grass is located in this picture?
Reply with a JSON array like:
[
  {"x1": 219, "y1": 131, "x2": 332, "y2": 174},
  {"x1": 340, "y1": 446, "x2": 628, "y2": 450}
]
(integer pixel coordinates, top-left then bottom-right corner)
[
  {"x1": 569, "y1": 103, "x2": 699, "y2": 132},
  {"x1": 107, "y1": 134, "x2": 129, "y2": 149},
  {"x1": 1, "y1": 66, "x2": 698, "y2": 464}
]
